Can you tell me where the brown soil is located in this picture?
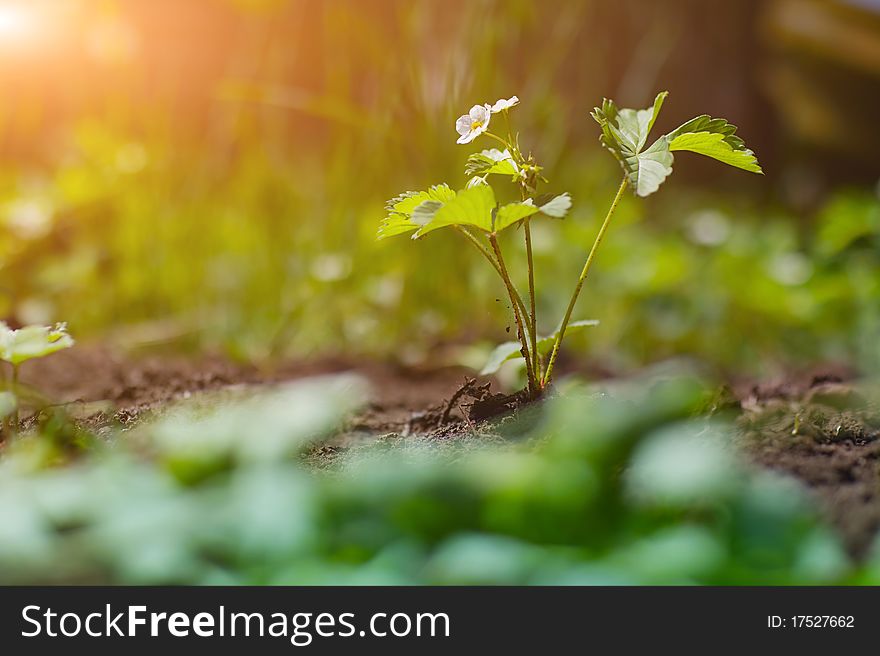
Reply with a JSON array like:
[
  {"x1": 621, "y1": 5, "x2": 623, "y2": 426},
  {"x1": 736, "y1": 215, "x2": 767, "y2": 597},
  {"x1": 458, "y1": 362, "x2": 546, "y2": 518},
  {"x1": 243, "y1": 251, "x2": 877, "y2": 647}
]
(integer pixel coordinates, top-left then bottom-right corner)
[
  {"x1": 735, "y1": 375, "x2": 880, "y2": 558},
  {"x1": 9, "y1": 344, "x2": 477, "y2": 434}
]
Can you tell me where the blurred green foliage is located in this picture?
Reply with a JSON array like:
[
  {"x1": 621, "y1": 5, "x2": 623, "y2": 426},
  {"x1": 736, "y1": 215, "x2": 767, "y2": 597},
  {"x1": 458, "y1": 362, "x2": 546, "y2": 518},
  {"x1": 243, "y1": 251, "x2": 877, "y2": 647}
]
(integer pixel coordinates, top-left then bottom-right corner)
[
  {"x1": 2, "y1": 372, "x2": 876, "y2": 585},
  {"x1": 0, "y1": 0, "x2": 877, "y2": 377}
]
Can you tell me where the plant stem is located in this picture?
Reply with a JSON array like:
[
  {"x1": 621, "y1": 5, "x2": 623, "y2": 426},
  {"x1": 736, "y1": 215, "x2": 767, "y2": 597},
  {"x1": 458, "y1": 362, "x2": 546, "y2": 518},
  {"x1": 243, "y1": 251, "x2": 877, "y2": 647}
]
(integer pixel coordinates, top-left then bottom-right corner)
[
  {"x1": 520, "y1": 152, "x2": 544, "y2": 387},
  {"x1": 11, "y1": 363, "x2": 19, "y2": 436},
  {"x1": 454, "y1": 226, "x2": 530, "y2": 330},
  {"x1": 0, "y1": 364, "x2": 5, "y2": 439},
  {"x1": 542, "y1": 176, "x2": 628, "y2": 385},
  {"x1": 489, "y1": 234, "x2": 538, "y2": 396},
  {"x1": 519, "y1": 166, "x2": 538, "y2": 386},
  {"x1": 483, "y1": 132, "x2": 510, "y2": 149},
  {"x1": 524, "y1": 220, "x2": 538, "y2": 385}
]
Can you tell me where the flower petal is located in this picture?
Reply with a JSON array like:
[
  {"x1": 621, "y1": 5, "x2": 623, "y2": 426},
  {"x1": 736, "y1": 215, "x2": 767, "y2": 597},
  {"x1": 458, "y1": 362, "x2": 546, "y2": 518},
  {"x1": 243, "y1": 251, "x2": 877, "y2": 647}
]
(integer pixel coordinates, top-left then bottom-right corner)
[
  {"x1": 483, "y1": 148, "x2": 510, "y2": 162},
  {"x1": 490, "y1": 96, "x2": 519, "y2": 113},
  {"x1": 469, "y1": 104, "x2": 490, "y2": 124},
  {"x1": 455, "y1": 114, "x2": 471, "y2": 137}
]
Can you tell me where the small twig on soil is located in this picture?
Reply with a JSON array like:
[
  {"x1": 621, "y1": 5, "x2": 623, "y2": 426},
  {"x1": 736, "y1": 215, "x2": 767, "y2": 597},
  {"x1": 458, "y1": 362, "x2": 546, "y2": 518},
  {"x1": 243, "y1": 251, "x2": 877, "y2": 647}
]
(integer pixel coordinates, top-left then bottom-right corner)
[
  {"x1": 459, "y1": 404, "x2": 475, "y2": 433},
  {"x1": 441, "y1": 377, "x2": 479, "y2": 425}
]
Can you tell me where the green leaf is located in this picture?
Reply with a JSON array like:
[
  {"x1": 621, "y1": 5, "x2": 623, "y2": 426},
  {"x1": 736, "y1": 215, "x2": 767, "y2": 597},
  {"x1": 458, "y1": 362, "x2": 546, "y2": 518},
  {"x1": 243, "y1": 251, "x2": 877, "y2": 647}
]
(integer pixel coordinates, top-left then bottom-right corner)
[
  {"x1": 465, "y1": 149, "x2": 520, "y2": 179},
  {"x1": 494, "y1": 201, "x2": 540, "y2": 232},
  {"x1": 534, "y1": 192, "x2": 572, "y2": 219},
  {"x1": 377, "y1": 213, "x2": 420, "y2": 239},
  {"x1": 465, "y1": 154, "x2": 493, "y2": 177},
  {"x1": 615, "y1": 91, "x2": 667, "y2": 153},
  {"x1": 480, "y1": 341, "x2": 523, "y2": 376},
  {"x1": 378, "y1": 184, "x2": 456, "y2": 240},
  {"x1": 382, "y1": 182, "x2": 572, "y2": 239},
  {"x1": 627, "y1": 137, "x2": 674, "y2": 198},
  {"x1": 592, "y1": 92, "x2": 671, "y2": 198},
  {"x1": 480, "y1": 319, "x2": 599, "y2": 375},
  {"x1": 493, "y1": 193, "x2": 573, "y2": 233},
  {"x1": 415, "y1": 184, "x2": 496, "y2": 237},
  {"x1": 593, "y1": 92, "x2": 666, "y2": 156},
  {"x1": 384, "y1": 186, "x2": 454, "y2": 217},
  {"x1": 535, "y1": 319, "x2": 599, "y2": 354},
  {"x1": 377, "y1": 216, "x2": 416, "y2": 239},
  {"x1": 411, "y1": 200, "x2": 444, "y2": 226},
  {"x1": 593, "y1": 93, "x2": 761, "y2": 197},
  {"x1": 667, "y1": 115, "x2": 763, "y2": 174},
  {"x1": 0, "y1": 322, "x2": 75, "y2": 366}
]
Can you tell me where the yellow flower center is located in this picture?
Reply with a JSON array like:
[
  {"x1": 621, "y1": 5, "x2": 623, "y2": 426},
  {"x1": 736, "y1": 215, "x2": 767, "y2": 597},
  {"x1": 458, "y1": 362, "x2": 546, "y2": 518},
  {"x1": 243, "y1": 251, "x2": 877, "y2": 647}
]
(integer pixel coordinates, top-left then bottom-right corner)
[{"x1": 470, "y1": 120, "x2": 483, "y2": 131}]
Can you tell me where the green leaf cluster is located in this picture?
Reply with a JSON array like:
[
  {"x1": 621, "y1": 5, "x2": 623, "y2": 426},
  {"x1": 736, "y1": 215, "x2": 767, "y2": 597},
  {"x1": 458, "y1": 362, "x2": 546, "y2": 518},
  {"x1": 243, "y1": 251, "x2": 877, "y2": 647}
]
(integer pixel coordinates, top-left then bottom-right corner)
[
  {"x1": 592, "y1": 92, "x2": 762, "y2": 197},
  {"x1": 379, "y1": 184, "x2": 571, "y2": 240},
  {"x1": 464, "y1": 149, "x2": 521, "y2": 179}
]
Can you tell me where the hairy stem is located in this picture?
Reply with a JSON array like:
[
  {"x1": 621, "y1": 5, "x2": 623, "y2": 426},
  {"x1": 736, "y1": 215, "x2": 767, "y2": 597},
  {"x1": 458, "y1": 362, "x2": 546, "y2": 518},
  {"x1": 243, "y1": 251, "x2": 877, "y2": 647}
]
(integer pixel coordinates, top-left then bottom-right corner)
[
  {"x1": 542, "y1": 177, "x2": 628, "y2": 385},
  {"x1": 490, "y1": 234, "x2": 538, "y2": 396}
]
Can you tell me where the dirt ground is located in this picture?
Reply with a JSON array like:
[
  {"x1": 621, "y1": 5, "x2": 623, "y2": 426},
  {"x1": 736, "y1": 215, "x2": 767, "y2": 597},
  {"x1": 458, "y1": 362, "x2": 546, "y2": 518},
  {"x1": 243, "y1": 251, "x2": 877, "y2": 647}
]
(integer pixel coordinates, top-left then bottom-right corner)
[
  {"x1": 7, "y1": 345, "x2": 880, "y2": 558},
  {"x1": 16, "y1": 344, "x2": 472, "y2": 430},
  {"x1": 736, "y1": 375, "x2": 880, "y2": 558}
]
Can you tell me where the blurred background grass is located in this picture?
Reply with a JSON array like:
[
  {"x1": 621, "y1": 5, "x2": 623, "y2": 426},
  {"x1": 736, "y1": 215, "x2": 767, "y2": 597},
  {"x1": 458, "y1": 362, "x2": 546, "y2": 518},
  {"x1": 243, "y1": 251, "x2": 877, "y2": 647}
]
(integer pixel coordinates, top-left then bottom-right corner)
[
  {"x1": 0, "y1": 0, "x2": 878, "y2": 377},
  {"x1": 2, "y1": 0, "x2": 880, "y2": 587}
]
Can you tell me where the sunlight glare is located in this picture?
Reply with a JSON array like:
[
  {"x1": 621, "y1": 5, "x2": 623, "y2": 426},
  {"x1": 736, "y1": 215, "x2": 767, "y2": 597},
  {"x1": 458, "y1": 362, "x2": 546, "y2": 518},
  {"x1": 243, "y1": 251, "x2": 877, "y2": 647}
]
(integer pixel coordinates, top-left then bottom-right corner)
[{"x1": 0, "y1": 3, "x2": 36, "y2": 39}]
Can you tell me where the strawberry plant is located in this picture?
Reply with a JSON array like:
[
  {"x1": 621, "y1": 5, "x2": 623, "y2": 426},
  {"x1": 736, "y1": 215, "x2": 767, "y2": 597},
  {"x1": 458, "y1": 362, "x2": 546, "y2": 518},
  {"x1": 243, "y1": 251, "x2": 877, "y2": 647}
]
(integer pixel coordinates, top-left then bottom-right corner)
[
  {"x1": 0, "y1": 321, "x2": 74, "y2": 434},
  {"x1": 379, "y1": 92, "x2": 762, "y2": 398}
]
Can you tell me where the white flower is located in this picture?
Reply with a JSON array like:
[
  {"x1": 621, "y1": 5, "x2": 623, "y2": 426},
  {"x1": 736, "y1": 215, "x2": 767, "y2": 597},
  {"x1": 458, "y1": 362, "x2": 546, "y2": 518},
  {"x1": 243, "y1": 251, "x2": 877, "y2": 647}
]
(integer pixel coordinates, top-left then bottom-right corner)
[
  {"x1": 455, "y1": 104, "x2": 492, "y2": 144},
  {"x1": 490, "y1": 96, "x2": 519, "y2": 113}
]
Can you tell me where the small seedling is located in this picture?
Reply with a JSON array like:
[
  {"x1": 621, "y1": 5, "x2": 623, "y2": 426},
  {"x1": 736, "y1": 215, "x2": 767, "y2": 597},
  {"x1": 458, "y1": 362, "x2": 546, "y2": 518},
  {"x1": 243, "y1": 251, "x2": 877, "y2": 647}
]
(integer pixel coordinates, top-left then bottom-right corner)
[
  {"x1": 379, "y1": 92, "x2": 761, "y2": 398},
  {"x1": 0, "y1": 321, "x2": 75, "y2": 434}
]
